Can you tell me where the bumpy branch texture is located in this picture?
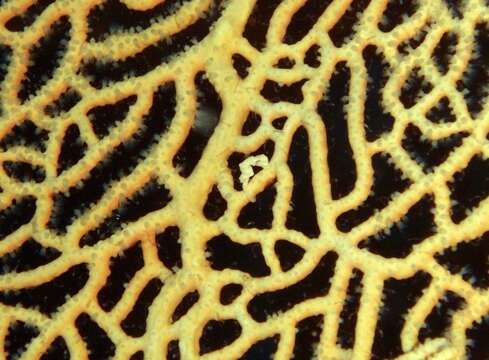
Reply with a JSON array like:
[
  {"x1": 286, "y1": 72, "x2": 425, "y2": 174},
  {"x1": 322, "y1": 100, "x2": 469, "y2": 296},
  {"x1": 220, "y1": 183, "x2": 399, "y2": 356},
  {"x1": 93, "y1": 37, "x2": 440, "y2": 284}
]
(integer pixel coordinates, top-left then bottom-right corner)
[{"x1": 0, "y1": 0, "x2": 488, "y2": 359}]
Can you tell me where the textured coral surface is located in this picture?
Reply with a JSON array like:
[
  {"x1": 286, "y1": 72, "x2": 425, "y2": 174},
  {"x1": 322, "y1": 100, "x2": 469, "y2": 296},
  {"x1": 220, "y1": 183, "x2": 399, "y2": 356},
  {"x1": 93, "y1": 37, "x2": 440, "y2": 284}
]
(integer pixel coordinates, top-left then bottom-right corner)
[{"x1": 0, "y1": 0, "x2": 488, "y2": 359}]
